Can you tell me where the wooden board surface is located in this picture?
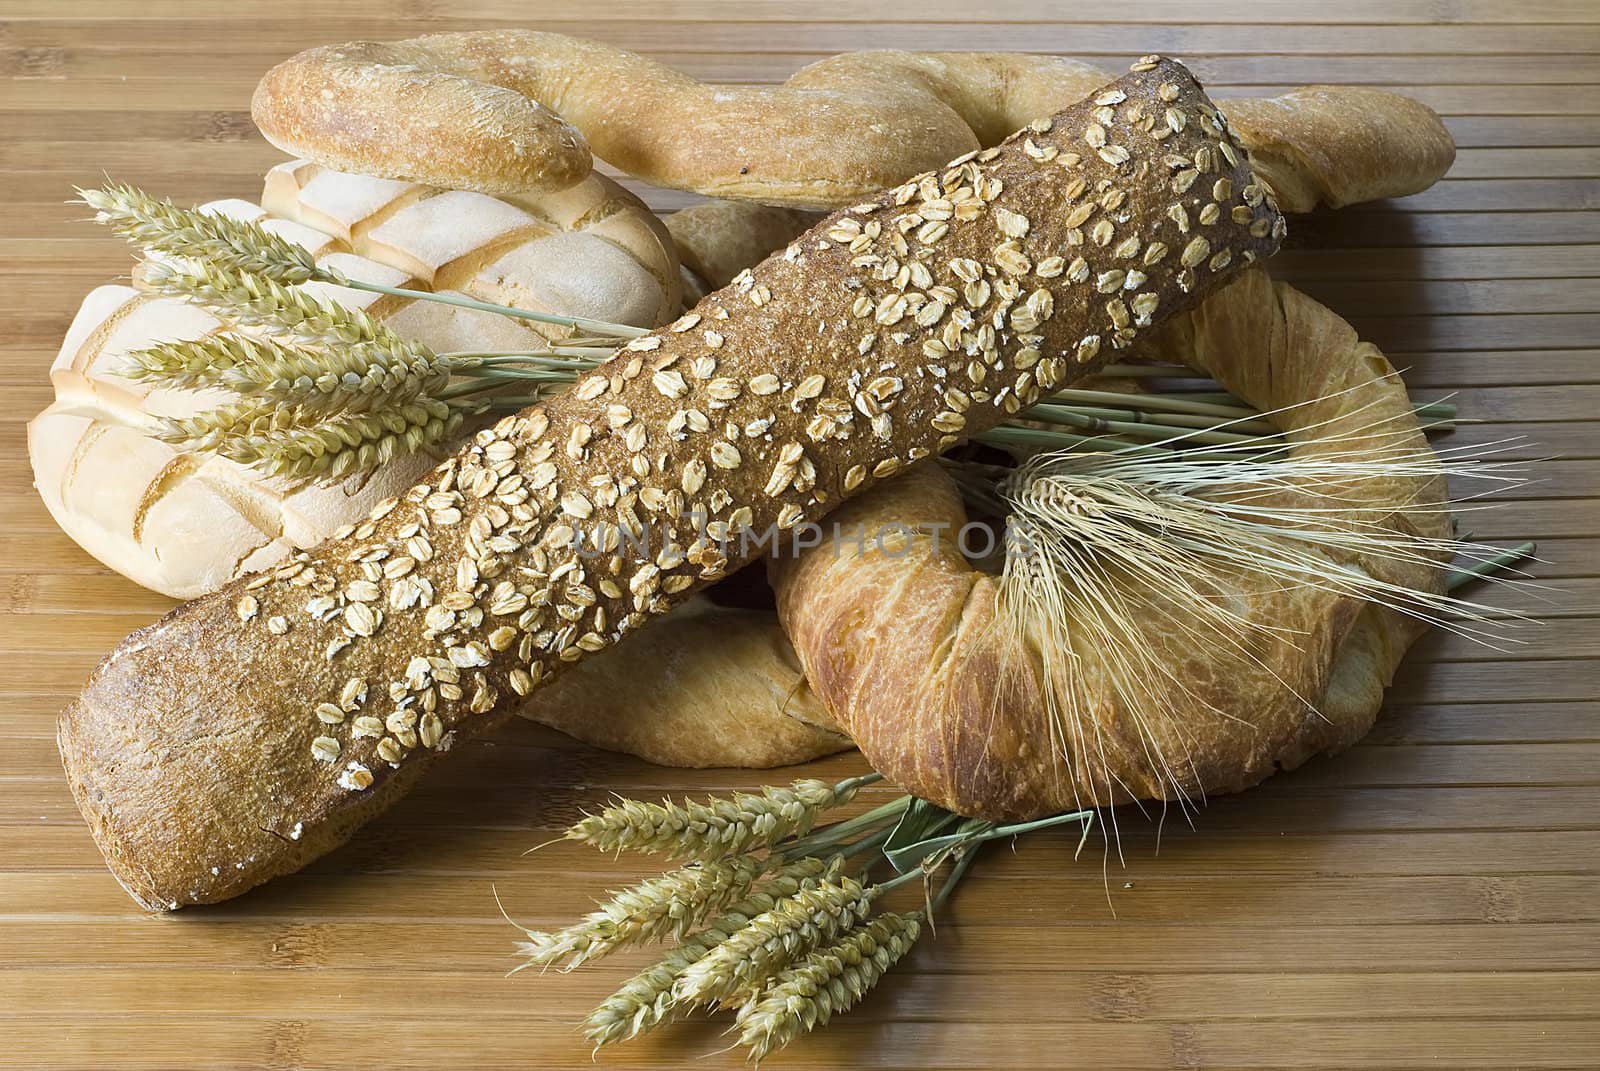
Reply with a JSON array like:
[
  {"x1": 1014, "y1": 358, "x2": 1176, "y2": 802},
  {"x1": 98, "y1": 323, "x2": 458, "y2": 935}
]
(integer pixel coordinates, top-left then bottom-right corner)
[{"x1": 2, "y1": 2, "x2": 1597, "y2": 1068}]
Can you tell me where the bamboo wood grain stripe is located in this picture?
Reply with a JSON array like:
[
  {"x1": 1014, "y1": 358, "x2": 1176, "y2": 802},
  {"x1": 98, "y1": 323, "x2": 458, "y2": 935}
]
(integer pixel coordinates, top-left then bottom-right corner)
[
  {"x1": 5, "y1": 778, "x2": 1599, "y2": 831},
  {"x1": 4, "y1": 81, "x2": 1597, "y2": 118},
  {"x1": 6, "y1": 49, "x2": 1600, "y2": 87},
  {"x1": 6, "y1": 19, "x2": 1600, "y2": 54},
  {"x1": 2, "y1": 921, "x2": 1598, "y2": 975},
  {"x1": 3, "y1": 734, "x2": 1599, "y2": 790},
  {"x1": 8, "y1": 0, "x2": 1600, "y2": 23}
]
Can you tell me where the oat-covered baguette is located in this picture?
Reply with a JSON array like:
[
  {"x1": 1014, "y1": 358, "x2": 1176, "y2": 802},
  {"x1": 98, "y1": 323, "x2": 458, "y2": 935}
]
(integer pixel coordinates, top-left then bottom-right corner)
[
  {"x1": 62, "y1": 58, "x2": 1283, "y2": 909},
  {"x1": 30, "y1": 169, "x2": 840, "y2": 771}
]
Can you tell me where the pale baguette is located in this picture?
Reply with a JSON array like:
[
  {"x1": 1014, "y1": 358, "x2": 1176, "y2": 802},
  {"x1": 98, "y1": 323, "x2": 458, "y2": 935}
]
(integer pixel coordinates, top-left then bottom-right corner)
[{"x1": 254, "y1": 35, "x2": 1452, "y2": 211}]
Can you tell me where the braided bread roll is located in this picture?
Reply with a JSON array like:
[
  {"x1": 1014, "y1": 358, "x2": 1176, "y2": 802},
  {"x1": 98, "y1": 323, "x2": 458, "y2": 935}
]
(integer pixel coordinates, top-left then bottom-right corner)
[
  {"x1": 62, "y1": 58, "x2": 1283, "y2": 909},
  {"x1": 254, "y1": 34, "x2": 1453, "y2": 211},
  {"x1": 771, "y1": 268, "x2": 1449, "y2": 819}
]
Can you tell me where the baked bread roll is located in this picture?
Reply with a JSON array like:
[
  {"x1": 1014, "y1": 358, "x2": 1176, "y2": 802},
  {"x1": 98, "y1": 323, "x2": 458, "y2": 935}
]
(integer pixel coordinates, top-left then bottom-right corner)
[
  {"x1": 665, "y1": 201, "x2": 819, "y2": 302},
  {"x1": 529, "y1": 592, "x2": 845, "y2": 768},
  {"x1": 254, "y1": 34, "x2": 1452, "y2": 211},
  {"x1": 60, "y1": 58, "x2": 1283, "y2": 909},
  {"x1": 30, "y1": 164, "x2": 679, "y2": 599},
  {"x1": 771, "y1": 269, "x2": 1449, "y2": 819}
]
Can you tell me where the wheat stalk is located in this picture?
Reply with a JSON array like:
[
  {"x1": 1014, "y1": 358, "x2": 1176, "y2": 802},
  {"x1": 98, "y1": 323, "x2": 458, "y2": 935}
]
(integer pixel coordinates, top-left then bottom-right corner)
[
  {"x1": 581, "y1": 857, "x2": 835, "y2": 1048},
  {"x1": 126, "y1": 333, "x2": 455, "y2": 413},
  {"x1": 514, "y1": 854, "x2": 775, "y2": 971},
  {"x1": 153, "y1": 398, "x2": 284, "y2": 452},
  {"x1": 160, "y1": 398, "x2": 463, "y2": 483},
  {"x1": 140, "y1": 258, "x2": 405, "y2": 347},
  {"x1": 81, "y1": 183, "x2": 323, "y2": 281},
  {"x1": 988, "y1": 416, "x2": 1533, "y2": 818},
  {"x1": 1002, "y1": 438, "x2": 1528, "y2": 639},
  {"x1": 671, "y1": 874, "x2": 876, "y2": 1008},
  {"x1": 565, "y1": 775, "x2": 876, "y2": 861},
  {"x1": 734, "y1": 911, "x2": 924, "y2": 1065}
]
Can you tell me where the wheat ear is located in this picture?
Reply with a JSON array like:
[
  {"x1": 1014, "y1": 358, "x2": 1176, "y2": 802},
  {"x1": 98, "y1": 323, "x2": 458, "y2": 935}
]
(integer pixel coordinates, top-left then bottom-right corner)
[
  {"x1": 80, "y1": 183, "x2": 322, "y2": 281},
  {"x1": 126, "y1": 334, "x2": 456, "y2": 413},
  {"x1": 565, "y1": 775, "x2": 876, "y2": 861},
  {"x1": 160, "y1": 399, "x2": 462, "y2": 483},
  {"x1": 990, "y1": 416, "x2": 1532, "y2": 820},
  {"x1": 735, "y1": 912, "x2": 924, "y2": 1064},
  {"x1": 671, "y1": 874, "x2": 876, "y2": 1008},
  {"x1": 581, "y1": 857, "x2": 834, "y2": 1048},
  {"x1": 139, "y1": 258, "x2": 405, "y2": 346},
  {"x1": 513, "y1": 855, "x2": 775, "y2": 971}
]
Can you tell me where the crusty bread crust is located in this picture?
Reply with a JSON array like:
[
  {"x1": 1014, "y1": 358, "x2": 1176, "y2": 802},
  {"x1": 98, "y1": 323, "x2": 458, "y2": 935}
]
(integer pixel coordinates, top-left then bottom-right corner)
[
  {"x1": 1222, "y1": 86, "x2": 1455, "y2": 211},
  {"x1": 529, "y1": 594, "x2": 847, "y2": 768},
  {"x1": 666, "y1": 202, "x2": 819, "y2": 299},
  {"x1": 771, "y1": 269, "x2": 1450, "y2": 819},
  {"x1": 63, "y1": 58, "x2": 1282, "y2": 908},
  {"x1": 253, "y1": 36, "x2": 1109, "y2": 206},
  {"x1": 253, "y1": 37, "x2": 593, "y2": 195},
  {"x1": 253, "y1": 34, "x2": 1452, "y2": 212}
]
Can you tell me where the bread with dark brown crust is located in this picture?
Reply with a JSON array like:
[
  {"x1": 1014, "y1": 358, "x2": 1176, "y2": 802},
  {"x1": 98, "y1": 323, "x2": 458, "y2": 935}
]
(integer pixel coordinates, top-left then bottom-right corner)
[
  {"x1": 63, "y1": 57, "x2": 1282, "y2": 909},
  {"x1": 770, "y1": 269, "x2": 1449, "y2": 820}
]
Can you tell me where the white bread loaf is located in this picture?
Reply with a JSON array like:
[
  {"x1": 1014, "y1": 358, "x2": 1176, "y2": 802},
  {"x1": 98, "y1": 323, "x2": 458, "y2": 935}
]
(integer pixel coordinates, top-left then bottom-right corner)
[{"x1": 30, "y1": 163, "x2": 681, "y2": 599}]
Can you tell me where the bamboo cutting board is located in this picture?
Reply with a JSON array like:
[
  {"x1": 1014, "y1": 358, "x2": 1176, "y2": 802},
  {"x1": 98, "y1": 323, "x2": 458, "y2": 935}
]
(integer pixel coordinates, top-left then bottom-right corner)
[{"x1": 2, "y1": 2, "x2": 1598, "y2": 1067}]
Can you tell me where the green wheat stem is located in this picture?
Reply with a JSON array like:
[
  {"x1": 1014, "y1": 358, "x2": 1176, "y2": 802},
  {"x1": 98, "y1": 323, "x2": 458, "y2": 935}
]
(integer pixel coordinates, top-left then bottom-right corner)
[
  {"x1": 465, "y1": 367, "x2": 583, "y2": 381},
  {"x1": 1447, "y1": 541, "x2": 1536, "y2": 590},
  {"x1": 1051, "y1": 403, "x2": 1282, "y2": 436},
  {"x1": 454, "y1": 352, "x2": 606, "y2": 366},
  {"x1": 779, "y1": 795, "x2": 910, "y2": 860},
  {"x1": 1043, "y1": 387, "x2": 1257, "y2": 420},
  {"x1": 1095, "y1": 362, "x2": 1201, "y2": 378},
  {"x1": 1023, "y1": 402, "x2": 1269, "y2": 446},
  {"x1": 830, "y1": 824, "x2": 896, "y2": 863},
  {"x1": 931, "y1": 843, "x2": 982, "y2": 911}
]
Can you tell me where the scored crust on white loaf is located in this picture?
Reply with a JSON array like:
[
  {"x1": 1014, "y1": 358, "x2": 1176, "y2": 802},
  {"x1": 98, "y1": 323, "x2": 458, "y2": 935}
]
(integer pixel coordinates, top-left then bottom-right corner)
[
  {"x1": 263, "y1": 161, "x2": 681, "y2": 329},
  {"x1": 29, "y1": 165, "x2": 681, "y2": 599}
]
